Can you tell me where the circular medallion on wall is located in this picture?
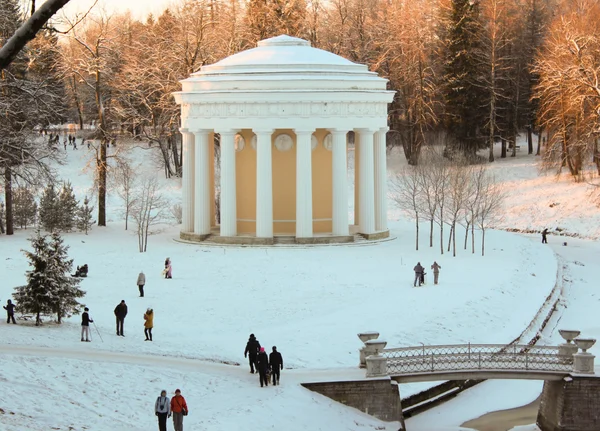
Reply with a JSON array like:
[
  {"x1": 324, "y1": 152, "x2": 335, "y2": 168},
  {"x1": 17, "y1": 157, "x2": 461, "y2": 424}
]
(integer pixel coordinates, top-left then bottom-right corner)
[
  {"x1": 311, "y1": 135, "x2": 318, "y2": 151},
  {"x1": 251, "y1": 134, "x2": 257, "y2": 150},
  {"x1": 234, "y1": 134, "x2": 245, "y2": 152},
  {"x1": 323, "y1": 133, "x2": 333, "y2": 151},
  {"x1": 275, "y1": 133, "x2": 293, "y2": 152}
]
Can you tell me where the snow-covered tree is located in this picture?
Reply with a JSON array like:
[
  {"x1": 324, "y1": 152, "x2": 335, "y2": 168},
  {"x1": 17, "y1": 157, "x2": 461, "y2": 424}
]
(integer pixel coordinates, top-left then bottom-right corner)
[
  {"x1": 58, "y1": 181, "x2": 78, "y2": 232},
  {"x1": 13, "y1": 187, "x2": 37, "y2": 229},
  {"x1": 132, "y1": 176, "x2": 168, "y2": 252},
  {"x1": 13, "y1": 230, "x2": 55, "y2": 325},
  {"x1": 46, "y1": 232, "x2": 84, "y2": 323},
  {"x1": 39, "y1": 184, "x2": 61, "y2": 232},
  {"x1": 76, "y1": 196, "x2": 94, "y2": 234}
]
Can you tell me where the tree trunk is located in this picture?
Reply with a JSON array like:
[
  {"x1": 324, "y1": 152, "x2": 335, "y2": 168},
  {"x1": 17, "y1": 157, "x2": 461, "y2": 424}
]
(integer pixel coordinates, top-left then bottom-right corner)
[
  {"x1": 481, "y1": 228, "x2": 486, "y2": 256},
  {"x1": 447, "y1": 224, "x2": 452, "y2": 252},
  {"x1": 471, "y1": 221, "x2": 475, "y2": 254},
  {"x1": 5, "y1": 167, "x2": 13, "y2": 235},
  {"x1": 535, "y1": 128, "x2": 542, "y2": 156},
  {"x1": 440, "y1": 223, "x2": 444, "y2": 255},
  {"x1": 415, "y1": 217, "x2": 419, "y2": 251},
  {"x1": 464, "y1": 222, "x2": 469, "y2": 250},
  {"x1": 171, "y1": 134, "x2": 181, "y2": 177},
  {"x1": 71, "y1": 76, "x2": 84, "y2": 130},
  {"x1": 501, "y1": 138, "x2": 507, "y2": 158},
  {"x1": 527, "y1": 125, "x2": 533, "y2": 154},
  {"x1": 429, "y1": 219, "x2": 434, "y2": 247},
  {"x1": 95, "y1": 67, "x2": 107, "y2": 227},
  {"x1": 452, "y1": 222, "x2": 457, "y2": 257}
]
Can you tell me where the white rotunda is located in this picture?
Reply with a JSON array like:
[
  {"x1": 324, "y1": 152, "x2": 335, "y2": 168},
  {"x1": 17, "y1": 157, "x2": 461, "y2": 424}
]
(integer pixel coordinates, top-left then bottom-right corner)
[{"x1": 174, "y1": 35, "x2": 395, "y2": 245}]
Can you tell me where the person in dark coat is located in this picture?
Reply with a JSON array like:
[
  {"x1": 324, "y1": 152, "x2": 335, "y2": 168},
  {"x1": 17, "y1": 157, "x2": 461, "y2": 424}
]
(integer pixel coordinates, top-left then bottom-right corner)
[
  {"x1": 542, "y1": 228, "x2": 548, "y2": 244},
  {"x1": 269, "y1": 346, "x2": 283, "y2": 385},
  {"x1": 256, "y1": 347, "x2": 269, "y2": 387},
  {"x1": 244, "y1": 333, "x2": 261, "y2": 373},
  {"x1": 81, "y1": 307, "x2": 93, "y2": 342},
  {"x1": 4, "y1": 299, "x2": 16, "y2": 324},
  {"x1": 114, "y1": 300, "x2": 128, "y2": 336},
  {"x1": 413, "y1": 262, "x2": 424, "y2": 287}
]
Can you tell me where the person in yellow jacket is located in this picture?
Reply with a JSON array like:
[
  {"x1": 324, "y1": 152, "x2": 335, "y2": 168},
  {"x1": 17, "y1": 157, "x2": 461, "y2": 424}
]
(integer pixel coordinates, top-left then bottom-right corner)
[{"x1": 144, "y1": 308, "x2": 154, "y2": 341}]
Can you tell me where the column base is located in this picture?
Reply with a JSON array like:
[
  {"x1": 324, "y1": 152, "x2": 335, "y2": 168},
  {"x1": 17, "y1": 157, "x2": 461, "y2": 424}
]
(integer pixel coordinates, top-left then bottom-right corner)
[
  {"x1": 295, "y1": 235, "x2": 354, "y2": 245},
  {"x1": 358, "y1": 230, "x2": 390, "y2": 240},
  {"x1": 180, "y1": 231, "x2": 210, "y2": 242},
  {"x1": 214, "y1": 236, "x2": 274, "y2": 246}
]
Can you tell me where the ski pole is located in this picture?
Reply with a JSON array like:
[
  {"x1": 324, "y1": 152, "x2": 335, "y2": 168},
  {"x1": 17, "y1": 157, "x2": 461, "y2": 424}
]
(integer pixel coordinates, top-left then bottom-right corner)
[{"x1": 93, "y1": 321, "x2": 104, "y2": 343}]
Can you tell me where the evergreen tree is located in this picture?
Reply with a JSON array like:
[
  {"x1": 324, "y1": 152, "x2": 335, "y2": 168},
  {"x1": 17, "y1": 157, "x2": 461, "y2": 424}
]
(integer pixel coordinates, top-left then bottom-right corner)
[
  {"x1": 58, "y1": 181, "x2": 78, "y2": 232},
  {"x1": 46, "y1": 232, "x2": 84, "y2": 323},
  {"x1": 441, "y1": 0, "x2": 487, "y2": 157},
  {"x1": 39, "y1": 184, "x2": 61, "y2": 232},
  {"x1": 76, "y1": 196, "x2": 95, "y2": 234},
  {"x1": 13, "y1": 230, "x2": 54, "y2": 325},
  {"x1": 13, "y1": 187, "x2": 37, "y2": 229}
]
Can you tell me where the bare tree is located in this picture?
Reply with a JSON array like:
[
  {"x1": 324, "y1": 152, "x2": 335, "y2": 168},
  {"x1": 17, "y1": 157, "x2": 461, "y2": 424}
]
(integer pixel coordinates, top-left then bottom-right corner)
[
  {"x1": 475, "y1": 172, "x2": 505, "y2": 256},
  {"x1": 389, "y1": 164, "x2": 424, "y2": 250},
  {"x1": 445, "y1": 160, "x2": 471, "y2": 256},
  {"x1": 114, "y1": 159, "x2": 137, "y2": 230},
  {"x1": 132, "y1": 176, "x2": 168, "y2": 252}
]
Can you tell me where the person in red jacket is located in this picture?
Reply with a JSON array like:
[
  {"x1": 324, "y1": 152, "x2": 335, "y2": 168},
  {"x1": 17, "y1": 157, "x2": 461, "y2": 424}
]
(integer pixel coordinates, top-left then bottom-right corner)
[{"x1": 170, "y1": 389, "x2": 188, "y2": 431}]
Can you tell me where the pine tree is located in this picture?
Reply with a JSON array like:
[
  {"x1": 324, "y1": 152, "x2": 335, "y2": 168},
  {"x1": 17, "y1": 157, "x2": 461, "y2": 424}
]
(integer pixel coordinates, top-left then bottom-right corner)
[
  {"x1": 441, "y1": 0, "x2": 487, "y2": 158},
  {"x1": 13, "y1": 187, "x2": 38, "y2": 229},
  {"x1": 46, "y1": 232, "x2": 85, "y2": 323},
  {"x1": 58, "y1": 181, "x2": 78, "y2": 232},
  {"x1": 13, "y1": 230, "x2": 54, "y2": 325},
  {"x1": 76, "y1": 196, "x2": 95, "y2": 234},
  {"x1": 39, "y1": 184, "x2": 61, "y2": 232}
]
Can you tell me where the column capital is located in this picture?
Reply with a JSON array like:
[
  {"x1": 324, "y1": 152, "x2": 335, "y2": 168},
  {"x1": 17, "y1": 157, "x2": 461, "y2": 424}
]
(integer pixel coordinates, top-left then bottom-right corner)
[
  {"x1": 378, "y1": 127, "x2": 390, "y2": 133},
  {"x1": 355, "y1": 128, "x2": 377, "y2": 134},
  {"x1": 293, "y1": 129, "x2": 314, "y2": 135},
  {"x1": 191, "y1": 129, "x2": 213, "y2": 135},
  {"x1": 215, "y1": 129, "x2": 239, "y2": 136},
  {"x1": 253, "y1": 129, "x2": 274, "y2": 135},
  {"x1": 328, "y1": 128, "x2": 349, "y2": 135},
  {"x1": 179, "y1": 127, "x2": 190, "y2": 134}
]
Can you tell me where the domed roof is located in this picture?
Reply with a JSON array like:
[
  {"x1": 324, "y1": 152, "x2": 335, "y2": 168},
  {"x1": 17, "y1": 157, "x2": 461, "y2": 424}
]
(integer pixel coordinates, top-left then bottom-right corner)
[{"x1": 181, "y1": 35, "x2": 390, "y2": 92}]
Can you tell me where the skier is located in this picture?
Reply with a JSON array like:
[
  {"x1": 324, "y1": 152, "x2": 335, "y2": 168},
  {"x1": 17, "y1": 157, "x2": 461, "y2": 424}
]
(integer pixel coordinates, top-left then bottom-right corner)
[
  {"x1": 144, "y1": 308, "x2": 154, "y2": 341},
  {"x1": 244, "y1": 333, "x2": 261, "y2": 373},
  {"x1": 164, "y1": 258, "x2": 172, "y2": 279},
  {"x1": 542, "y1": 228, "x2": 548, "y2": 244},
  {"x1": 114, "y1": 300, "x2": 128, "y2": 336},
  {"x1": 81, "y1": 307, "x2": 93, "y2": 342},
  {"x1": 170, "y1": 389, "x2": 188, "y2": 431},
  {"x1": 431, "y1": 261, "x2": 442, "y2": 285},
  {"x1": 269, "y1": 346, "x2": 283, "y2": 386},
  {"x1": 257, "y1": 347, "x2": 270, "y2": 387},
  {"x1": 4, "y1": 299, "x2": 16, "y2": 324},
  {"x1": 155, "y1": 389, "x2": 171, "y2": 431},
  {"x1": 413, "y1": 262, "x2": 424, "y2": 287},
  {"x1": 137, "y1": 271, "x2": 146, "y2": 297}
]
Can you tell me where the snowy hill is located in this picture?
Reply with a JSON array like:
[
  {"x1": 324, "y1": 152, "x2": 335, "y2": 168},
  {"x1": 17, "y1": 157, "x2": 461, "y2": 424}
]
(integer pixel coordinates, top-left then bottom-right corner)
[{"x1": 0, "y1": 139, "x2": 595, "y2": 431}]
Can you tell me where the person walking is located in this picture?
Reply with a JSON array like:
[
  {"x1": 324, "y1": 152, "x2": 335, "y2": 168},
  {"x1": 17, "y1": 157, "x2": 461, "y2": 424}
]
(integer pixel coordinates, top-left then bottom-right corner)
[
  {"x1": 542, "y1": 228, "x2": 548, "y2": 244},
  {"x1": 81, "y1": 307, "x2": 93, "y2": 342},
  {"x1": 114, "y1": 300, "x2": 128, "y2": 336},
  {"x1": 4, "y1": 299, "x2": 16, "y2": 324},
  {"x1": 170, "y1": 389, "x2": 188, "y2": 431},
  {"x1": 413, "y1": 262, "x2": 424, "y2": 287},
  {"x1": 144, "y1": 308, "x2": 154, "y2": 341},
  {"x1": 155, "y1": 389, "x2": 171, "y2": 431},
  {"x1": 269, "y1": 346, "x2": 283, "y2": 385},
  {"x1": 431, "y1": 261, "x2": 442, "y2": 285},
  {"x1": 257, "y1": 347, "x2": 270, "y2": 387},
  {"x1": 244, "y1": 333, "x2": 261, "y2": 373},
  {"x1": 164, "y1": 258, "x2": 172, "y2": 279},
  {"x1": 137, "y1": 271, "x2": 146, "y2": 297}
]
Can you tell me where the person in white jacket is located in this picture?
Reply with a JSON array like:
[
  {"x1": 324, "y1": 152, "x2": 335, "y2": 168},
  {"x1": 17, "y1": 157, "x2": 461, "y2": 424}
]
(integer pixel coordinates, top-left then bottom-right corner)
[
  {"x1": 137, "y1": 271, "x2": 146, "y2": 297},
  {"x1": 155, "y1": 389, "x2": 171, "y2": 431}
]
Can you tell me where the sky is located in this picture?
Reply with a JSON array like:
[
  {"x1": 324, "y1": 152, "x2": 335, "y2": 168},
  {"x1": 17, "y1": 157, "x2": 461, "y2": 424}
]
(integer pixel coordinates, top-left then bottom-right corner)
[{"x1": 39, "y1": 0, "x2": 173, "y2": 20}]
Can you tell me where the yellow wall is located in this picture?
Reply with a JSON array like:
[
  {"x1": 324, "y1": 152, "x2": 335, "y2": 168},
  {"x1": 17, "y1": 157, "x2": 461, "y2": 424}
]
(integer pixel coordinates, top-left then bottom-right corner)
[{"x1": 234, "y1": 129, "x2": 334, "y2": 235}]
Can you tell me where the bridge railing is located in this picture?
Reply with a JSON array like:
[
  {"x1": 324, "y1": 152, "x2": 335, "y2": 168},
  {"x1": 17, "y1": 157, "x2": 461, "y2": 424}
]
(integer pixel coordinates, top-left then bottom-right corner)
[{"x1": 382, "y1": 343, "x2": 574, "y2": 375}]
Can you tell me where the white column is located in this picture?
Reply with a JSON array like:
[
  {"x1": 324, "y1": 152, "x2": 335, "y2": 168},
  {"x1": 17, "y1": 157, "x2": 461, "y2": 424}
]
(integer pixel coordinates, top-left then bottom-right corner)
[
  {"x1": 374, "y1": 128, "x2": 389, "y2": 232},
  {"x1": 295, "y1": 130, "x2": 314, "y2": 238},
  {"x1": 331, "y1": 129, "x2": 349, "y2": 236},
  {"x1": 255, "y1": 130, "x2": 274, "y2": 238},
  {"x1": 180, "y1": 128, "x2": 195, "y2": 233},
  {"x1": 219, "y1": 130, "x2": 237, "y2": 237},
  {"x1": 194, "y1": 130, "x2": 211, "y2": 236},
  {"x1": 357, "y1": 129, "x2": 376, "y2": 235}
]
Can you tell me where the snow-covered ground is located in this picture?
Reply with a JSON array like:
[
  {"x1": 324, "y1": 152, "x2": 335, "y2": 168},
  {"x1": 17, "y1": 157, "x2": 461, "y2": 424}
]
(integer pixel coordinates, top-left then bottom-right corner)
[{"x1": 0, "y1": 138, "x2": 597, "y2": 431}]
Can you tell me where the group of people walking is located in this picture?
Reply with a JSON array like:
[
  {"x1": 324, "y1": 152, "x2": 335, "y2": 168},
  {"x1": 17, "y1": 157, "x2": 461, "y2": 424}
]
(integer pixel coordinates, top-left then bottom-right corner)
[
  {"x1": 413, "y1": 261, "x2": 442, "y2": 287},
  {"x1": 154, "y1": 389, "x2": 188, "y2": 431},
  {"x1": 244, "y1": 334, "x2": 284, "y2": 387}
]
